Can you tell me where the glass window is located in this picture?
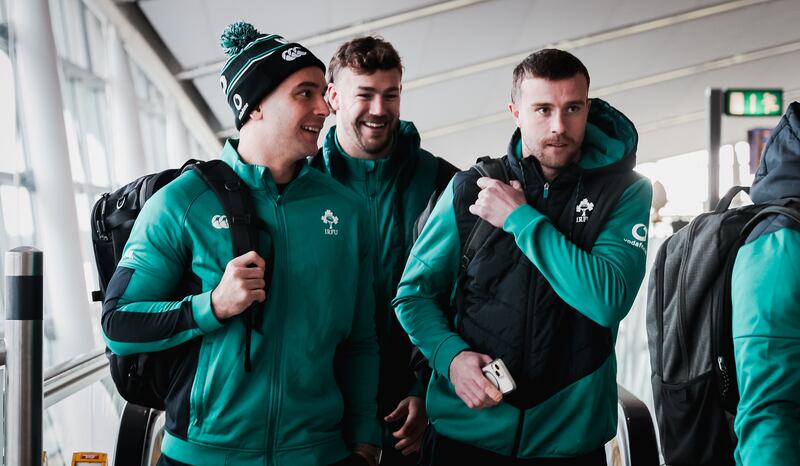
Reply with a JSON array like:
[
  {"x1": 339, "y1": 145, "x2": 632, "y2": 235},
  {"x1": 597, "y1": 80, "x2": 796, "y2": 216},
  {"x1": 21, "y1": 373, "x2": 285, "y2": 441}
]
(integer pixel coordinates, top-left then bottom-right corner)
[
  {"x1": 0, "y1": 50, "x2": 23, "y2": 173},
  {"x1": 131, "y1": 57, "x2": 170, "y2": 173},
  {"x1": 635, "y1": 142, "x2": 754, "y2": 224},
  {"x1": 83, "y1": 6, "x2": 106, "y2": 78},
  {"x1": 0, "y1": 0, "x2": 8, "y2": 51},
  {"x1": 140, "y1": 111, "x2": 167, "y2": 172},
  {"x1": 63, "y1": 81, "x2": 88, "y2": 184},
  {"x1": 50, "y1": 0, "x2": 89, "y2": 67},
  {"x1": 0, "y1": 185, "x2": 35, "y2": 239},
  {"x1": 636, "y1": 151, "x2": 709, "y2": 218}
]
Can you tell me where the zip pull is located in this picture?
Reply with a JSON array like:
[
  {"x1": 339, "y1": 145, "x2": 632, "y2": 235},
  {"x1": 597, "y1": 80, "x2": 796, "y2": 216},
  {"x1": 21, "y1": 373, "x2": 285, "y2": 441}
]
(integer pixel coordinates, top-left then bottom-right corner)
[
  {"x1": 717, "y1": 356, "x2": 731, "y2": 398},
  {"x1": 717, "y1": 356, "x2": 727, "y2": 373},
  {"x1": 543, "y1": 183, "x2": 550, "y2": 199}
]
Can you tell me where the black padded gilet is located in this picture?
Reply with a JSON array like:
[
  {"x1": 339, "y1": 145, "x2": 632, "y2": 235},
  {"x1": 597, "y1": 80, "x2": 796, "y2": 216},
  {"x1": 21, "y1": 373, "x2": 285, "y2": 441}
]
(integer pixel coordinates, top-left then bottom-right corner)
[{"x1": 453, "y1": 152, "x2": 640, "y2": 409}]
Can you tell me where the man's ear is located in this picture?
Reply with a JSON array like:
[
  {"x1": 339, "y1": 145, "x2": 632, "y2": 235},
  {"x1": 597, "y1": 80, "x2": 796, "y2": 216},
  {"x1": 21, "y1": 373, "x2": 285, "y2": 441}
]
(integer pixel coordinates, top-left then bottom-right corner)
[
  {"x1": 327, "y1": 83, "x2": 340, "y2": 113},
  {"x1": 508, "y1": 102, "x2": 520, "y2": 127},
  {"x1": 249, "y1": 105, "x2": 263, "y2": 122}
]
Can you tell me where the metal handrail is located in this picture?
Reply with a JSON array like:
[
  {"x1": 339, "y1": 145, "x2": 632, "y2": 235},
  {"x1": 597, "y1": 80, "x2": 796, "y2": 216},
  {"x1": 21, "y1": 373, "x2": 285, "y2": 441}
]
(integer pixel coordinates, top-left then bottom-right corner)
[
  {"x1": 617, "y1": 384, "x2": 660, "y2": 466},
  {"x1": 43, "y1": 348, "x2": 109, "y2": 408}
]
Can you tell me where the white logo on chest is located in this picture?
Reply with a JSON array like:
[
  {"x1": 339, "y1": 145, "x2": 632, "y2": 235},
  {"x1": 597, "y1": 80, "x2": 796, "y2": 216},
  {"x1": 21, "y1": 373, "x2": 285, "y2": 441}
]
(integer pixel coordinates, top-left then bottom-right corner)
[
  {"x1": 321, "y1": 209, "x2": 339, "y2": 236},
  {"x1": 575, "y1": 198, "x2": 594, "y2": 223}
]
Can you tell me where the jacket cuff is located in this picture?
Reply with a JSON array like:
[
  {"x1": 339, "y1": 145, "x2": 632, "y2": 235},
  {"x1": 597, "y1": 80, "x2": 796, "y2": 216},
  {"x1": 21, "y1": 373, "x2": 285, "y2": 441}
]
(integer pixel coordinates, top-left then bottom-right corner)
[
  {"x1": 503, "y1": 204, "x2": 541, "y2": 236},
  {"x1": 433, "y1": 335, "x2": 470, "y2": 381},
  {"x1": 349, "y1": 417, "x2": 383, "y2": 448},
  {"x1": 192, "y1": 290, "x2": 224, "y2": 334},
  {"x1": 408, "y1": 374, "x2": 428, "y2": 398}
]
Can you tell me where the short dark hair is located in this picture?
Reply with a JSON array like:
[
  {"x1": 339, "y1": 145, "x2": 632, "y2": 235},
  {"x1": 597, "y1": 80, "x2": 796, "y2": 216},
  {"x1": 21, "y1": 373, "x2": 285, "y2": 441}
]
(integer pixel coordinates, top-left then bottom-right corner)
[
  {"x1": 328, "y1": 36, "x2": 403, "y2": 83},
  {"x1": 511, "y1": 49, "x2": 590, "y2": 102}
]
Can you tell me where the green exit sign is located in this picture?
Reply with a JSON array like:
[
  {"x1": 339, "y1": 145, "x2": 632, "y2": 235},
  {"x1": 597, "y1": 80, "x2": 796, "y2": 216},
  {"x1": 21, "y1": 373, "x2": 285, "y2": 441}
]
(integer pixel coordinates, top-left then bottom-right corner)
[{"x1": 725, "y1": 89, "x2": 783, "y2": 116}]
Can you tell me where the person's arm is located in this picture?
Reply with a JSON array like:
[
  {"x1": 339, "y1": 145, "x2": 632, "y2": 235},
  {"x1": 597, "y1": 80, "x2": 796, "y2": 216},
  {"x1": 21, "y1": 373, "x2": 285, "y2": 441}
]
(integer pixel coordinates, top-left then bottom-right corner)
[
  {"x1": 102, "y1": 184, "x2": 264, "y2": 355},
  {"x1": 394, "y1": 178, "x2": 502, "y2": 409},
  {"x1": 502, "y1": 177, "x2": 652, "y2": 327},
  {"x1": 338, "y1": 208, "x2": 382, "y2": 449},
  {"x1": 733, "y1": 226, "x2": 800, "y2": 465},
  {"x1": 393, "y1": 178, "x2": 467, "y2": 379}
]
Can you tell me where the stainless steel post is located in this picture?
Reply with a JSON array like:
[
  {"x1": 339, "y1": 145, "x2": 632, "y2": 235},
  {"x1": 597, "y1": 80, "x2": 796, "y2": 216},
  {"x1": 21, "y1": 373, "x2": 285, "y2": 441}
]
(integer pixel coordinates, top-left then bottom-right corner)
[
  {"x1": 707, "y1": 88, "x2": 723, "y2": 211},
  {"x1": 5, "y1": 246, "x2": 43, "y2": 466}
]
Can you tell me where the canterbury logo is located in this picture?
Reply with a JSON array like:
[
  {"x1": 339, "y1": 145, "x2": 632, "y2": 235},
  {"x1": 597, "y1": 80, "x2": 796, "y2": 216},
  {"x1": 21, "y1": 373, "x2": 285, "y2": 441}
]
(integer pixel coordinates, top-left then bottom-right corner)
[
  {"x1": 282, "y1": 47, "x2": 307, "y2": 61},
  {"x1": 211, "y1": 215, "x2": 229, "y2": 229}
]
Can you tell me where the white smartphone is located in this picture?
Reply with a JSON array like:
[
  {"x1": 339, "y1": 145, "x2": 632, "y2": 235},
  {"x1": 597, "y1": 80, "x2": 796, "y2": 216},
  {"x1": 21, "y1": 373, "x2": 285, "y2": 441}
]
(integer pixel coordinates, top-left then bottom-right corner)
[{"x1": 481, "y1": 358, "x2": 516, "y2": 395}]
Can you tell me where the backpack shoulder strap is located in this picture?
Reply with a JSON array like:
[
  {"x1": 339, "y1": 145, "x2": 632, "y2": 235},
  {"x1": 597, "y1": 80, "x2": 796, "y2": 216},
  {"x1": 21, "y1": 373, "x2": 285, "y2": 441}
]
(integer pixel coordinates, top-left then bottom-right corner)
[
  {"x1": 411, "y1": 157, "x2": 460, "y2": 242},
  {"x1": 191, "y1": 160, "x2": 260, "y2": 257},
  {"x1": 307, "y1": 148, "x2": 324, "y2": 171},
  {"x1": 191, "y1": 160, "x2": 265, "y2": 373},
  {"x1": 741, "y1": 202, "x2": 800, "y2": 242},
  {"x1": 473, "y1": 156, "x2": 509, "y2": 183},
  {"x1": 459, "y1": 157, "x2": 509, "y2": 274},
  {"x1": 434, "y1": 157, "x2": 459, "y2": 195}
]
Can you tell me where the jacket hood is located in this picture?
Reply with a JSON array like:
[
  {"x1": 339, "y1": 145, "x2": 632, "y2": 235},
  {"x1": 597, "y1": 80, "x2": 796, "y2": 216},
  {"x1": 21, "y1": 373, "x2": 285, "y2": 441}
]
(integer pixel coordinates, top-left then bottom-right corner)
[
  {"x1": 507, "y1": 98, "x2": 638, "y2": 178},
  {"x1": 751, "y1": 101, "x2": 800, "y2": 203}
]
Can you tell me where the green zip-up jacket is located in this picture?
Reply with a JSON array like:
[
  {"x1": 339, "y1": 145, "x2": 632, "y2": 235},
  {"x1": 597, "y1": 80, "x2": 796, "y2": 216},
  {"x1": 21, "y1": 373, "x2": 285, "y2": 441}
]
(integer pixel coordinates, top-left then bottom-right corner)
[
  {"x1": 313, "y1": 121, "x2": 452, "y2": 415},
  {"x1": 102, "y1": 140, "x2": 381, "y2": 465},
  {"x1": 393, "y1": 101, "x2": 651, "y2": 458},
  {"x1": 733, "y1": 102, "x2": 800, "y2": 466}
]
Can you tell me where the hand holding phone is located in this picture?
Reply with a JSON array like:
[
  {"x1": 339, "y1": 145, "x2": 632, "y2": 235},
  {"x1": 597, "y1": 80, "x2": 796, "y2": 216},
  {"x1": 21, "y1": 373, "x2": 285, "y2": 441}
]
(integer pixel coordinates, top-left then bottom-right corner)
[{"x1": 481, "y1": 358, "x2": 516, "y2": 395}]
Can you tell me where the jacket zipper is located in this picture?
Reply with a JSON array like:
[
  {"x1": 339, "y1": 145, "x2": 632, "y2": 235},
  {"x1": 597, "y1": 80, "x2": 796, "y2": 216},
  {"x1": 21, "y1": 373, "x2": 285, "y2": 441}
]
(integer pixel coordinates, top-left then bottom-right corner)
[
  {"x1": 265, "y1": 192, "x2": 288, "y2": 463},
  {"x1": 510, "y1": 409, "x2": 525, "y2": 457},
  {"x1": 511, "y1": 272, "x2": 537, "y2": 458},
  {"x1": 543, "y1": 183, "x2": 550, "y2": 199},
  {"x1": 366, "y1": 171, "x2": 381, "y2": 278}
]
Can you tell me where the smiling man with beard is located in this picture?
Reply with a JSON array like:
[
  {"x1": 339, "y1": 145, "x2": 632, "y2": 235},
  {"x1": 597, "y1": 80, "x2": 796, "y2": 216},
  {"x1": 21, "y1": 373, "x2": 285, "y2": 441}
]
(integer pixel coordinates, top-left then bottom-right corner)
[
  {"x1": 311, "y1": 36, "x2": 457, "y2": 465},
  {"x1": 393, "y1": 49, "x2": 652, "y2": 464},
  {"x1": 102, "y1": 22, "x2": 381, "y2": 466}
]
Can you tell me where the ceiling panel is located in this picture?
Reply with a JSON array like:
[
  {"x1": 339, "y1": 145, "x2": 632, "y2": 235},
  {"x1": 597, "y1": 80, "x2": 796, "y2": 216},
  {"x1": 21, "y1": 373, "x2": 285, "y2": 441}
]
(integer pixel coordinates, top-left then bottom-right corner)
[
  {"x1": 134, "y1": 0, "x2": 800, "y2": 166},
  {"x1": 140, "y1": 0, "x2": 442, "y2": 69}
]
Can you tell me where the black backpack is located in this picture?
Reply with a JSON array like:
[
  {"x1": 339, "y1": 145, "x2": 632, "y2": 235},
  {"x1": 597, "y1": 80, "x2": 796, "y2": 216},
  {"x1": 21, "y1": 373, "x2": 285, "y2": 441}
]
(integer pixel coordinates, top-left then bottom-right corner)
[
  {"x1": 646, "y1": 186, "x2": 800, "y2": 465},
  {"x1": 92, "y1": 159, "x2": 264, "y2": 410},
  {"x1": 411, "y1": 157, "x2": 460, "y2": 240}
]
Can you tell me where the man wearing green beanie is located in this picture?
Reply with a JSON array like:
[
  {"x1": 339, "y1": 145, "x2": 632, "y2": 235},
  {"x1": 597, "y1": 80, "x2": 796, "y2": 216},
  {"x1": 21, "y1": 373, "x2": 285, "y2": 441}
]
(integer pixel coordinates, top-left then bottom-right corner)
[
  {"x1": 102, "y1": 22, "x2": 380, "y2": 466},
  {"x1": 311, "y1": 36, "x2": 457, "y2": 465}
]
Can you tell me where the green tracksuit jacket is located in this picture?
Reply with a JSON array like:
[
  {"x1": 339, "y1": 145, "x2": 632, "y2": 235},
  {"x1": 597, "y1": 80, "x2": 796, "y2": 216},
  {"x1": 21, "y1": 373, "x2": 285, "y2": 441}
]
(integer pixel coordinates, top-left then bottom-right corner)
[
  {"x1": 102, "y1": 140, "x2": 381, "y2": 465},
  {"x1": 393, "y1": 101, "x2": 651, "y2": 458},
  {"x1": 313, "y1": 121, "x2": 450, "y2": 416},
  {"x1": 733, "y1": 102, "x2": 800, "y2": 466}
]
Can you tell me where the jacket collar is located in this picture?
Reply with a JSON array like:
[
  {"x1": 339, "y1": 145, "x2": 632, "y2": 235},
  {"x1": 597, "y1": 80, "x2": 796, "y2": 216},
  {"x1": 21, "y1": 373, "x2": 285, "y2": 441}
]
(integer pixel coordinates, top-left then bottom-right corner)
[
  {"x1": 221, "y1": 139, "x2": 311, "y2": 195},
  {"x1": 321, "y1": 120, "x2": 422, "y2": 182}
]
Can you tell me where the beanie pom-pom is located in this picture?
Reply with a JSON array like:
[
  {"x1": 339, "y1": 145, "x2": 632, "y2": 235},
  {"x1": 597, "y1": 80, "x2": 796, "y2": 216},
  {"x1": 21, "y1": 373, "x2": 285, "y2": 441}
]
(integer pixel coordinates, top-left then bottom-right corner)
[{"x1": 220, "y1": 22, "x2": 260, "y2": 56}]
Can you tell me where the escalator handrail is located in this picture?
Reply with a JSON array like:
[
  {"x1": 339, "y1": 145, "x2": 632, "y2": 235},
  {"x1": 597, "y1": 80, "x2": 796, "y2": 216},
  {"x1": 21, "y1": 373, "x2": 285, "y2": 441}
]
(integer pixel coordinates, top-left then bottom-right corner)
[
  {"x1": 43, "y1": 347, "x2": 109, "y2": 408},
  {"x1": 617, "y1": 383, "x2": 660, "y2": 466}
]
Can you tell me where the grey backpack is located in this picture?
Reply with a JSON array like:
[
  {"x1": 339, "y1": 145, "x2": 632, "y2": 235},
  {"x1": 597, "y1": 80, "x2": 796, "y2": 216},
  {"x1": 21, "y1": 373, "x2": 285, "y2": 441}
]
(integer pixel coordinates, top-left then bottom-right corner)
[{"x1": 646, "y1": 186, "x2": 800, "y2": 465}]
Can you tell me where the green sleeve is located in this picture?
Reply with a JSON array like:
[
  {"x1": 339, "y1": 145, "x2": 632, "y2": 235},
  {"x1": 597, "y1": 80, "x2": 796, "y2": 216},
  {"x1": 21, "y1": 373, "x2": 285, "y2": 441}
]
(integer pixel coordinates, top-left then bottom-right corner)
[
  {"x1": 502, "y1": 178, "x2": 652, "y2": 328},
  {"x1": 393, "y1": 178, "x2": 470, "y2": 382},
  {"x1": 733, "y1": 227, "x2": 800, "y2": 466},
  {"x1": 101, "y1": 184, "x2": 223, "y2": 356},
  {"x1": 338, "y1": 207, "x2": 382, "y2": 447}
]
